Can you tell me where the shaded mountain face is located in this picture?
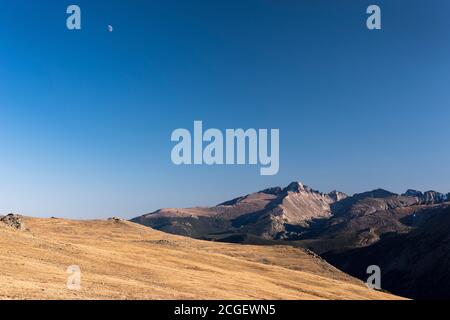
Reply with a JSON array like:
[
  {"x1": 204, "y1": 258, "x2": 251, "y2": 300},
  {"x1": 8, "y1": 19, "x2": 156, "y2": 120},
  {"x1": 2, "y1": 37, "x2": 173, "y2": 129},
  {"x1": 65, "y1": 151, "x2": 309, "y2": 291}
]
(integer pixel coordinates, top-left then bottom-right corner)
[
  {"x1": 131, "y1": 180, "x2": 450, "y2": 299},
  {"x1": 294, "y1": 193, "x2": 450, "y2": 300},
  {"x1": 296, "y1": 191, "x2": 428, "y2": 254},
  {"x1": 324, "y1": 205, "x2": 450, "y2": 299}
]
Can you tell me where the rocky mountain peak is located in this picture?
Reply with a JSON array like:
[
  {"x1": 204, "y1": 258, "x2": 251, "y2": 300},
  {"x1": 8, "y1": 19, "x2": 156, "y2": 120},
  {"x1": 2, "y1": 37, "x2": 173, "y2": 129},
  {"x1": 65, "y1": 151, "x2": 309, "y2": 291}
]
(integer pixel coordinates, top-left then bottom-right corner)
[
  {"x1": 402, "y1": 189, "x2": 449, "y2": 204},
  {"x1": 282, "y1": 182, "x2": 347, "y2": 202},
  {"x1": 284, "y1": 181, "x2": 308, "y2": 193},
  {"x1": 259, "y1": 187, "x2": 283, "y2": 195},
  {"x1": 423, "y1": 191, "x2": 448, "y2": 204},
  {"x1": 328, "y1": 190, "x2": 348, "y2": 202},
  {"x1": 353, "y1": 189, "x2": 397, "y2": 200},
  {"x1": 403, "y1": 189, "x2": 424, "y2": 197}
]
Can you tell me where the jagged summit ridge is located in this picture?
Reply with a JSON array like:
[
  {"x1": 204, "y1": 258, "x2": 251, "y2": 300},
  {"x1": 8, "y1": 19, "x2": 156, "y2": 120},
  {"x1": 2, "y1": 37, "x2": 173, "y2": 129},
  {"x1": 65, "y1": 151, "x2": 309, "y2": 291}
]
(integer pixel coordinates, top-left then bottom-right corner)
[
  {"x1": 132, "y1": 180, "x2": 450, "y2": 242},
  {"x1": 402, "y1": 189, "x2": 450, "y2": 204}
]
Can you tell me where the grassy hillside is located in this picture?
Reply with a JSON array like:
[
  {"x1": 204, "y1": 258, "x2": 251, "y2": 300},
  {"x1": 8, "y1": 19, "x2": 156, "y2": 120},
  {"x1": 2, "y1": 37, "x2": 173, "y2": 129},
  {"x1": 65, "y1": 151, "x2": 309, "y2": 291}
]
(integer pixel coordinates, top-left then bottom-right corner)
[{"x1": 0, "y1": 217, "x2": 402, "y2": 300}]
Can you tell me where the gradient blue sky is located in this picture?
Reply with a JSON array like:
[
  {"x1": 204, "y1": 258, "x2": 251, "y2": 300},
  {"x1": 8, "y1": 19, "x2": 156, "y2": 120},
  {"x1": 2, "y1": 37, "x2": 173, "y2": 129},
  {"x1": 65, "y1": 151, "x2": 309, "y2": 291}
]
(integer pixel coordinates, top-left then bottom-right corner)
[{"x1": 1, "y1": 0, "x2": 449, "y2": 219}]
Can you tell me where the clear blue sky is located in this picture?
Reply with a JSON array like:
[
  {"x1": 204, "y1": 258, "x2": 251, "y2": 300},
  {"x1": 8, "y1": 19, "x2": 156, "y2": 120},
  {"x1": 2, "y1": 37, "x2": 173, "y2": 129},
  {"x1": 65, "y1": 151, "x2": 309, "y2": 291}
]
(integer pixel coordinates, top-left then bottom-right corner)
[{"x1": 1, "y1": 0, "x2": 449, "y2": 219}]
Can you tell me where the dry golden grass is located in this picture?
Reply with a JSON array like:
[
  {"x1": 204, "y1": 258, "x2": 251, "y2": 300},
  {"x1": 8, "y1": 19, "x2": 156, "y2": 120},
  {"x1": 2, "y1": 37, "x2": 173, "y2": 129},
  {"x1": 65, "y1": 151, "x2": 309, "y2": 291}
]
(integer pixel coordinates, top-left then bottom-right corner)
[{"x1": 0, "y1": 217, "x2": 403, "y2": 300}]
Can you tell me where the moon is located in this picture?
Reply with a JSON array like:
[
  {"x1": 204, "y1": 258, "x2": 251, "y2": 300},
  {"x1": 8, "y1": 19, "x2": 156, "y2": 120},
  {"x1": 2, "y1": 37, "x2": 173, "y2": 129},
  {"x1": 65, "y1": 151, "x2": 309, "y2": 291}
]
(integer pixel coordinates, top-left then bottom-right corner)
[{"x1": 108, "y1": 25, "x2": 113, "y2": 32}]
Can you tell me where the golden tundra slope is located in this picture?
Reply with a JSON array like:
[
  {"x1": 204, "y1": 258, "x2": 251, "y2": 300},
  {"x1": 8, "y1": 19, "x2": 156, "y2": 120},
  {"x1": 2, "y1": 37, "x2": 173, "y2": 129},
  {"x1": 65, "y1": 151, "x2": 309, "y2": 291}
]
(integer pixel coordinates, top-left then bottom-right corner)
[{"x1": 0, "y1": 217, "x2": 402, "y2": 300}]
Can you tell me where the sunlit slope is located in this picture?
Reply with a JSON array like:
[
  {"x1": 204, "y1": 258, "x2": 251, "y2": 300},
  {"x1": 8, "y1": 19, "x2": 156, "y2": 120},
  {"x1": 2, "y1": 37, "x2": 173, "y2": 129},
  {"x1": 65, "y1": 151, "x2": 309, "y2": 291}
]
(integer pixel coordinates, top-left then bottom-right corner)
[{"x1": 0, "y1": 217, "x2": 402, "y2": 300}]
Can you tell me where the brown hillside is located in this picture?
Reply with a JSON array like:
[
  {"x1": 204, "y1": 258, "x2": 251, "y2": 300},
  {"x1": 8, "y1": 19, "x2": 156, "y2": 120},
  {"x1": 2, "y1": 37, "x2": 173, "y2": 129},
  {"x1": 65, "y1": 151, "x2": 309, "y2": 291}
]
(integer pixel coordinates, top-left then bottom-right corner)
[{"x1": 0, "y1": 217, "x2": 402, "y2": 300}]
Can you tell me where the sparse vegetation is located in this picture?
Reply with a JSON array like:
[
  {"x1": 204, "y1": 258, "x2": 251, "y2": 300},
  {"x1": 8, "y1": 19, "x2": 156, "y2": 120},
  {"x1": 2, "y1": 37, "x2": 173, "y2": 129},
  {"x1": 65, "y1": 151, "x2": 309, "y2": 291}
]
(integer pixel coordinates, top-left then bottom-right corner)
[{"x1": 0, "y1": 217, "x2": 402, "y2": 300}]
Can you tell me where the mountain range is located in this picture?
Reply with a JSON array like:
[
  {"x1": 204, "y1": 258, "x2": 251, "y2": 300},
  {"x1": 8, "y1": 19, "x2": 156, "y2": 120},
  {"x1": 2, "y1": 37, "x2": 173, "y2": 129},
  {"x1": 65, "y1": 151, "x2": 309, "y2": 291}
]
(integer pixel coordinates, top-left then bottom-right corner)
[{"x1": 132, "y1": 181, "x2": 450, "y2": 299}]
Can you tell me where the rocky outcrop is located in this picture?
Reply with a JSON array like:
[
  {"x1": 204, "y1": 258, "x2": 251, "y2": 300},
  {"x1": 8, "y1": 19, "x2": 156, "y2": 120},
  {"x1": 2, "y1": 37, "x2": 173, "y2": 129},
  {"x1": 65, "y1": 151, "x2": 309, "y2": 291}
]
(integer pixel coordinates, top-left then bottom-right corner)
[{"x1": 0, "y1": 214, "x2": 25, "y2": 230}]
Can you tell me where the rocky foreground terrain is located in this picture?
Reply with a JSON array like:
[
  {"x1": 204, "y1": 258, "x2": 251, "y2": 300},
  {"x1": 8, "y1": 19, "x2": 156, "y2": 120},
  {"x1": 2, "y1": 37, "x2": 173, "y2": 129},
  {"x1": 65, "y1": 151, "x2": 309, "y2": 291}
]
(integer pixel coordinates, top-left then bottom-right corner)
[
  {"x1": 133, "y1": 181, "x2": 450, "y2": 299},
  {"x1": 0, "y1": 216, "x2": 399, "y2": 300}
]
